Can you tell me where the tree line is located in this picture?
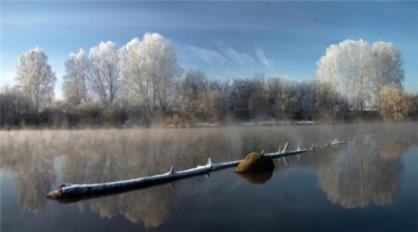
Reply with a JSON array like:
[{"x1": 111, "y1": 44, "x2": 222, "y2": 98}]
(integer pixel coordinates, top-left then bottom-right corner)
[{"x1": 1, "y1": 34, "x2": 417, "y2": 128}]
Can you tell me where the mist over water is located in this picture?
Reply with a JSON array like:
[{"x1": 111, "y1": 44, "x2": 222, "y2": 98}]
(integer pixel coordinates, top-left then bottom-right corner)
[{"x1": 1, "y1": 123, "x2": 417, "y2": 231}]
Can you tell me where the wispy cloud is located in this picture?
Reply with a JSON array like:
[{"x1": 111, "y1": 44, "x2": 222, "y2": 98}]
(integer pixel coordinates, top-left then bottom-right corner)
[
  {"x1": 187, "y1": 44, "x2": 275, "y2": 72},
  {"x1": 179, "y1": 43, "x2": 286, "y2": 80},
  {"x1": 188, "y1": 46, "x2": 226, "y2": 65},
  {"x1": 255, "y1": 48, "x2": 271, "y2": 69},
  {"x1": 221, "y1": 46, "x2": 255, "y2": 66}
]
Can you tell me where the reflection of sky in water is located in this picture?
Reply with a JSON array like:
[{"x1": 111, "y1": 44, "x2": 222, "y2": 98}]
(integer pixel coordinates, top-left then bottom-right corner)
[{"x1": 1, "y1": 123, "x2": 417, "y2": 231}]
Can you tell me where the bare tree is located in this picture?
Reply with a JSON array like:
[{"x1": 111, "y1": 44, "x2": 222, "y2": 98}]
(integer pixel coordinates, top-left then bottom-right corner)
[
  {"x1": 62, "y1": 49, "x2": 89, "y2": 105},
  {"x1": 313, "y1": 81, "x2": 348, "y2": 119},
  {"x1": 265, "y1": 77, "x2": 284, "y2": 118},
  {"x1": 89, "y1": 41, "x2": 120, "y2": 107},
  {"x1": 0, "y1": 86, "x2": 35, "y2": 127},
  {"x1": 175, "y1": 70, "x2": 224, "y2": 122},
  {"x1": 15, "y1": 47, "x2": 56, "y2": 111},
  {"x1": 178, "y1": 70, "x2": 208, "y2": 118},
  {"x1": 229, "y1": 77, "x2": 267, "y2": 120}
]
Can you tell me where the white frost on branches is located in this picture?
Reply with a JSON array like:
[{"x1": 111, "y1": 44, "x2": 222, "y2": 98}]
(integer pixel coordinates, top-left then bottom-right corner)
[
  {"x1": 119, "y1": 33, "x2": 180, "y2": 114},
  {"x1": 63, "y1": 49, "x2": 89, "y2": 105},
  {"x1": 89, "y1": 41, "x2": 120, "y2": 106},
  {"x1": 315, "y1": 39, "x2": 404, "y2": 110},
  {"x1": 15, "y1": 47, "x2": 56, "y2": 111}
]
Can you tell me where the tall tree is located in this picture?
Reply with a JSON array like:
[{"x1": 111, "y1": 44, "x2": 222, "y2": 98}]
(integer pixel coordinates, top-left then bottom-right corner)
[
  {"x1": 15, "y1": 47, "x2": 56, "y2": 111},
  {"x1": 89, "y1": 41, "x2": 120, "y2": 107},
  {"x1": 62, "y1": 49, "x2": 89, "y2": 105},
  {"x1": 315, "y1": 39, "x2": 404, "y2": 110},
  {"x1": 120, "y1": 33, "x2": 180, "y2": 115},
  {"x1": 372, "y1": 42, "x2": 404, "y2": 89}
]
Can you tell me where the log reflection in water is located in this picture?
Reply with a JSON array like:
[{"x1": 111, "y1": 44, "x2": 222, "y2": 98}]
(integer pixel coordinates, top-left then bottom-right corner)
[{"x1": 237, "y1": 170, "x2": 274, "y2": 184}]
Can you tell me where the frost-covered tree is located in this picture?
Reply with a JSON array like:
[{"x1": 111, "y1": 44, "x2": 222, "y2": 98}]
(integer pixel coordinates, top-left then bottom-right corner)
[
  {"x1": 89, "y1": 41, "x2": 120, "y2": 106},
  {"x1": 120, "y1": 33, "x2": 180, "y2": 115},
  {"x1": 315, "y1": 40, "x2": 404, "y2": 110},
  {"x1": 15, "y1": 47, "x2": 56, "y2": 111},
  {"x1": 62, "y1": 49, "x2": 89, "y2": 105},
  {"x1": 372, "y1": 42, "x2": 404, "y2": 89}
]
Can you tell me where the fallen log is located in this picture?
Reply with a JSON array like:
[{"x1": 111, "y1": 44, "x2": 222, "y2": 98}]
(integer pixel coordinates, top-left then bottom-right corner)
[{"x1": 47, "y1": 139, "x2": 344, "y2": 203}]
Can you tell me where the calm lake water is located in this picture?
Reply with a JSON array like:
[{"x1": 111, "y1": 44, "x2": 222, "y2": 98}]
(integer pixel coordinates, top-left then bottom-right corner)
[{"x1": 1, "y1": 123, "x2": 417, "y2": 231}]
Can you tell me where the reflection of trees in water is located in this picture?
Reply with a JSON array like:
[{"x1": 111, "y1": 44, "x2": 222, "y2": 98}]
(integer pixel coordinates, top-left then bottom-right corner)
[
  {"x1": 14, "y1": 155, "x2": 55, "y2": 213},
  {"x1": 315, "y1": 126, "x2": 417, "y2": 209},
  {"x1": 1, "y1": 123, "x2": 417, "y2": 226},
  {"x1": 59, "y1": 129, "x2": 240, "y2": 228},
  {"x1": 0, "y1": 131, "x2": 56, "y2": 213},
  {"x1": 119, "y1": 186, "x2": 172, "y2": 228}
]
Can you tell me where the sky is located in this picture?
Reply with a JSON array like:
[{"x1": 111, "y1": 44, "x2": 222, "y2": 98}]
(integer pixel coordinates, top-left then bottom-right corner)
[{"x1": 1, "y1": 1, "x2": 418, "y2": 97}]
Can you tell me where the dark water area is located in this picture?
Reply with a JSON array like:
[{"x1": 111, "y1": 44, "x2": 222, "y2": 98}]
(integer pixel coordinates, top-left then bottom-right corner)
[{"x1": 1, "y1": 123, "x2": 417, "y2": 231}]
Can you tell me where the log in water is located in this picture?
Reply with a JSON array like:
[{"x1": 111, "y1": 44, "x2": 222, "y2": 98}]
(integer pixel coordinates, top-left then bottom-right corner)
[{"x1": 47, "y1": 139, "x2": 344, "y2": 203}]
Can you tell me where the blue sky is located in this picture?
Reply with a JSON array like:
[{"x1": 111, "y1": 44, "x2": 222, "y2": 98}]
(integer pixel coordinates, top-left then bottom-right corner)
[{"x1": 1, "y1": 1, "x2": 418, "y2": 96}]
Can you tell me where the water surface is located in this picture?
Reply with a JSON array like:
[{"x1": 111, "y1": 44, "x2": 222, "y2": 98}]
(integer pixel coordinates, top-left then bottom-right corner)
[{"x1": 1, "y1": 123, "x2": 417, "y2": 231}]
